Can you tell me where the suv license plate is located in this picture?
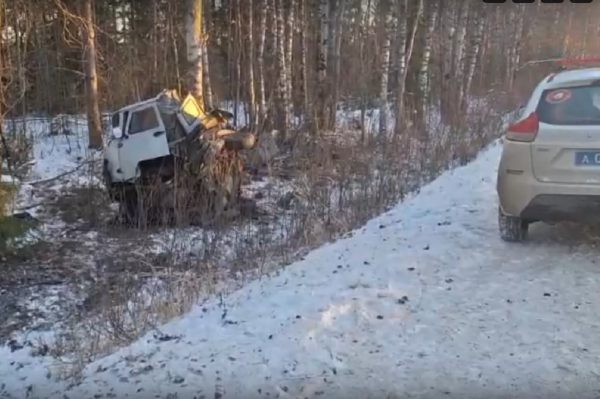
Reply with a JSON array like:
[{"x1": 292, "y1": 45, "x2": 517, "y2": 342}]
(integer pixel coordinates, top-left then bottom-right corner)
[{"x1": 575, "y1": 151, "x2": 600, "y2": 166}]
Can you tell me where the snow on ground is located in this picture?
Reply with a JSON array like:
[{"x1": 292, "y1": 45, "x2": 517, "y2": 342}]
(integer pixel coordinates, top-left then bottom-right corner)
[
  {"x1": 6, "y1": 116, "x2": 91, "y2": 182},
  {"x1": 28, "y1": 122, "x2": 89, "y2": 183},
  {"x1": 5, "y1": 140, "x2": 600, "y2": 398},
  {"x1": 148, "y1": 176, "x2": 294, "y2": 257},
  {"x1": 0, "y1": 114, "x2": 294, "y2": 349},
  {"x1": 6, "y1": 117, "x2": 97, "y2": 215},
  {"x1": 0, "y1": 175, "x2": 19, "y2": 184}
]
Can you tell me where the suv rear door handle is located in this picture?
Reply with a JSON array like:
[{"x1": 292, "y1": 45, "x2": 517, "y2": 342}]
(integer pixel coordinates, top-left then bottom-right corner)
[{"x1": 154, "y1": 131, "x2": 165, "y2": 137}]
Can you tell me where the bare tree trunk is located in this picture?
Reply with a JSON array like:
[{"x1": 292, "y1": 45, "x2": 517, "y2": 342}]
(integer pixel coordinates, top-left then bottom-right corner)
[
  {"x1": 440, "y1": 4, "x2": 456, "y2": 125},
  {"x1": 276, "y1": 0, "x2": 289, "y2": 136},
  {"x1": 329, "y1": 0, "x2": 344, "y2": 130},
  {"x1": 453, "y1": 3, "x2": 468, "y2": 78},
  {"x1": 316, "y1": 0, "x2": 329, "y2": 133},
  {"x1": 203, "y1": 4, "x2": 213, "y2": 109},
  {"x1": 170, "y1": 8, "x2": 182, "y2": 94},
  {"x1": 505, "y1": 11, "x2": 515, "y2": 88},
  {"x1": 83, "y1": 0, "x2": 103, "y2": 150},
  {"x1": 581, "y1": 11, "x2": 590, "y2": 57},
  {"x1": 247, "y1": 0, "x2": 256, "y2": 127},
  {"x1": 152, "y1": 0, "x2": 159, "y2": 90},
  {"x1": 186, "y1": 0, "x2": 204, "y2": 106},
  {"x1": 395, "y1": 0, "x2": 422, "y2": 133},
  {"x1": 378, "y1": 6, "x2": 393, "y2": 139},
  {"x1": 453, "y1": 2, "x2": 469, "y2": 121},
  {"x1": 508, "y1": 6, "x2": 525, "y2": 91},
  {"x1": 14, "y1": 1, "x2": 27, "y2": 122},
  {"x1": 562, "y1": 8, "x2": 573, "y2": 57},
  {"x1": 0, "y1": 0, "x2": 5, "y2": 178},
  {"x1": 405, "y1": 0, "x2": 422, "y2": 74},
  {"x1": 394, "y1": 0, "x2": 408, "y2": 137},
  {"x1": 300, "y1": 0, "x2": 311, "y2": 132},
  {"x1": 359, "y1": 0, "x2": 369, "y2": 144},
  {"x1": 235, "y1": 0, "x2": 242, "y2": 123},
  {"x1": 462, "y1": 7, "x2": 485, "y2": 114},
  {"x1": 227, "y1": 4, "x2": 234, "y2": 113},
  {"x1": 257, "y1": 0, "x2": 268, "y2": 126},
  {"x1": 285, "y1": 0, "x2": 295, "y2": 130},
  {"x1": 417, "y1": 0, "x2": 438, "y2": 127}
]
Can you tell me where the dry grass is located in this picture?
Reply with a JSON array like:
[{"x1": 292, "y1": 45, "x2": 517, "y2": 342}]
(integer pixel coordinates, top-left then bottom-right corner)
[
  {"x1": 0, "y1": 182, "x2": 13, "y2": 216},
  {"x1": 0, "y1": 130, "x2": 34, "y2": 252},
  {"x1": 29, "y1": 100, "x2": 511, "y2": 379}
]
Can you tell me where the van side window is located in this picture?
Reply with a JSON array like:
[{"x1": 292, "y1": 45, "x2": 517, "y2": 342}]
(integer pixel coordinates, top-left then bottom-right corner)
[
  {"x1": 128, "y1": 107, "x2": 159, "y2": 134},
  {"x1": 111, "y1": 113, "x2": 120, "y2": 128}
]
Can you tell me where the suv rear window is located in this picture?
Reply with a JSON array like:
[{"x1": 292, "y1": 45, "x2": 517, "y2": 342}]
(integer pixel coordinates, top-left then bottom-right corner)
[{"x1": 537, "y1": 85, "x2": 600, "y2": 125}]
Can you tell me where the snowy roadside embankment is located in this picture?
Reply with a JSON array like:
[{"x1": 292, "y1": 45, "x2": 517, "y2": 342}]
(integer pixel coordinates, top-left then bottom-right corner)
[{"x1": 5, "y1": 140, "x2": 600, "y2": 398}]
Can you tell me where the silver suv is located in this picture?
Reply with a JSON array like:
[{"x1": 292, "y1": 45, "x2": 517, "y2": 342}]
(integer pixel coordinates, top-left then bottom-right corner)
[{"x1": 497, "y1": 66, "x2": 600, "y2": 241}]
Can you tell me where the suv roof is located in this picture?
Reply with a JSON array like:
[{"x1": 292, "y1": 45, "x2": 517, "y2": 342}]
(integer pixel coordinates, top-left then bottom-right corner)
[
  {"x1": 544, "y1": 68, "x2": 600, "y2": 89},
  {"x1": 520, "y1": 68, "x2": 600, "y2": 114}
]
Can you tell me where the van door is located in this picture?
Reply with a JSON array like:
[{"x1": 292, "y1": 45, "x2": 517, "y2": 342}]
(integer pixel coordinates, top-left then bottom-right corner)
[
  {"x1": 118, "y1": 104, "x2": 170, "y2": 182},
  {"x1": 177, "y1": 94, "x2": 205, "y2": 133}
]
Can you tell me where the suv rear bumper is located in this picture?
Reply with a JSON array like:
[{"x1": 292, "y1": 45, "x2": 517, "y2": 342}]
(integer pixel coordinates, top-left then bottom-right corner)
[
  {"x1": 497, "y1": 139, "x2": 600, "y2": 222},
  {"x1": 520, "y1": 194, "x2": 600, "y2": 223},
  {"x1": 498, "y1": 172, "x2": 600, "y2": 222}
]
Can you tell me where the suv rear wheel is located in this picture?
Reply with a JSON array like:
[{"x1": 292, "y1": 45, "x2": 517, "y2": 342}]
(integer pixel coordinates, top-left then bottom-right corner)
[{"x1": 498, "y1": 207, "x2": 529, "y2": 242}]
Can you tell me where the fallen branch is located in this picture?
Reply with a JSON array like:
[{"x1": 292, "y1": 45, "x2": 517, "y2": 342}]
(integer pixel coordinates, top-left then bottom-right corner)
[
  {"x1": 14, "y1": 202, "x2": 46, "y2": 212},
  {"x1": 516, "y1": 58, "x2": 563, "y2": 71},
  {"x1": 28, "y1": 159, "x2": 96, "y2": 186},
  {"x1": 16, "y1": 280, "x2": 66, "y2": 290}
]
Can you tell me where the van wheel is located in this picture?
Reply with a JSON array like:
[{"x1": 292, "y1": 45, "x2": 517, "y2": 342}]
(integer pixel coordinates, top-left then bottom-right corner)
[{"x1": 498, "y1": 207, "x2": 528, "y2": 242}]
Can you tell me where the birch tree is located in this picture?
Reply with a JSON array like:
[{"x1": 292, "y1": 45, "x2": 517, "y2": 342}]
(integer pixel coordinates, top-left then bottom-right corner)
[
  {"x1": 505, "y1": 5, "x2": 524, "y2": 90},
  {"x1": 453, "y1": 2, "x2": 469, "y2": 118},
  {"x1": 285, "y1": 0, "x2": 295, "y2": 130},
  {"x1": 300, "y1": 0, "x2": 311, "y2": 132},
  {"x1": 378, "y1": 3, "x2": 393, "y2": 139},
  {"x1": 202, "y1": 8, "x2": 213, "y2": 109},
  {"x1": 394, "y1": 0, "x2": 408, "y2": 136},
  {"x1": 508, "y1": 6, "x2": 526, "y2": 91},
  {"x1": 395, "y1": 0, "x2": 422, "y2": 136},
  {"x1": 462, "y1": 6, "x2": 485, "y2": 114},
  {"x1": 276, "y1": 0, "x2": 290, "y2": 135},
  {"x1": 247, "y1": 0, "x2": 257, "y2": 127},
  {"x1": 417, "y1": 0, "x2": 438, "y2": 126},
  {"x1": 83, "y1": 0, "x2": 103, "y2": 150},
  {"x1": 440, "y1": 4, "x2": 456, "y2": 125},
  {"x1": 257, "y1": 0, "x2": 268, "y2": 125},
  {"x1": 186, "y1": 0, "x2": 204, "y2": 106},
  {"x1": 0, "y1": 0, "x2": 5, "y2": 177},
  {"x1": 316, "y1": 0, "x2": 329, "y2": 132},
  {"x1": 3, "y1": 0, "x2": 594, "y2": 145},
  {"x1": 328, "y1": 0, "x2": 345, "y2": 130}
]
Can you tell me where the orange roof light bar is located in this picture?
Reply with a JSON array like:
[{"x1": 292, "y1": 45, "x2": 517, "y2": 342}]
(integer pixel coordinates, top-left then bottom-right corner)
[{"x1": 557, "y1": 56, "x2": 600, "y2": 68}]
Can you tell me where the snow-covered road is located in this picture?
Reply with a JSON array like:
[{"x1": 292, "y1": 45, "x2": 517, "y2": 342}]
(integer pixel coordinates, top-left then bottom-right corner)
[{"x1": 4, "y1": 141, "x2": 600, "y2": 399}]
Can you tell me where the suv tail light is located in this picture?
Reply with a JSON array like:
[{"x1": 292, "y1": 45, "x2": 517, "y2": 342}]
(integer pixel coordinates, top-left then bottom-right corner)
[{"x1": 506, "y1": 112, "x2": 539, "y2": 142}]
